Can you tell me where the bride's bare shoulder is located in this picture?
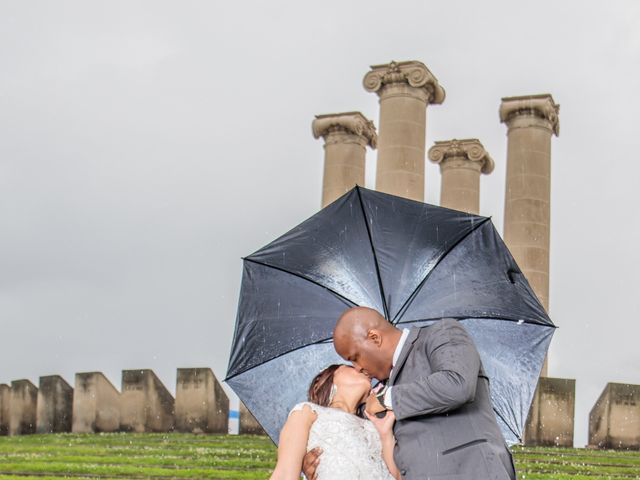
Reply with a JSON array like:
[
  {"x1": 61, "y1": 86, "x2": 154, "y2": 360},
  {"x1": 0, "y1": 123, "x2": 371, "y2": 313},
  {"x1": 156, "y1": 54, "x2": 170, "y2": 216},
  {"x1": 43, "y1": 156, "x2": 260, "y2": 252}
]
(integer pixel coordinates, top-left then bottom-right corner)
[{"x1": 288, "y1": 401, "x2": 321, "y2": 422}]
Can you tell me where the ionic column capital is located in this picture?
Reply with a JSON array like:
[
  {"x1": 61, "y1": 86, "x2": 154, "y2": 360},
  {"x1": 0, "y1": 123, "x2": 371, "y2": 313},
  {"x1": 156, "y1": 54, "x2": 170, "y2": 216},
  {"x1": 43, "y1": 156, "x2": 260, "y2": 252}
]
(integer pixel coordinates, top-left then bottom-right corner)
[
  {"x1": 312, "y1": 111, "x2": 377, "y2": 148},
  {"x1": 499, "y1": 94, "x2": 560, "y2": 136},
  {"x1": 363, "y1": 60, "x2": 445, "y2": 104},
  {"x1": 428, "y1": 139, "x2": 494, "y2": 174}
]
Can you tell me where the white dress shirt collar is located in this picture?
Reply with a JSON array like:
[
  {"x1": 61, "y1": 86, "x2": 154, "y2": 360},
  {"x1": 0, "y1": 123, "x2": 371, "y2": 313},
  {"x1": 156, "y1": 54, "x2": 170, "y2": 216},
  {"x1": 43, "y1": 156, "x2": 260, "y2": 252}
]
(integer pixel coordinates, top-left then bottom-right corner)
[
  {"x1": 392, "y1": 328, "x2": 411, "y2": 368},
  {"x1": 383, "y1": 328, "x2": 411, "y2": 409}
]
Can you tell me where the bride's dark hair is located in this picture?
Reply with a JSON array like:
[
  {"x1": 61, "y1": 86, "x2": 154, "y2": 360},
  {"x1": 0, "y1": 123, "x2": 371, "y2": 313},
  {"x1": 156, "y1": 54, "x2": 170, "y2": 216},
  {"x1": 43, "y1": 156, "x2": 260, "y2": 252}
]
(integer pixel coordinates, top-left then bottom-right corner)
[{"x1": 308, "y1": 364, "x2": 343, "y2": 406}]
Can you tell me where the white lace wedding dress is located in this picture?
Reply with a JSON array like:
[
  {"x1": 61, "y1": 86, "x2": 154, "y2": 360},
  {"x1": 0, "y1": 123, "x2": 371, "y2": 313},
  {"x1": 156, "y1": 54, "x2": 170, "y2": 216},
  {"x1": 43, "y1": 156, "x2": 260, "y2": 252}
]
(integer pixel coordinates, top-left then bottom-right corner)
[{"x1": 289, "y1": 401, "x2": 395, "y2": 480}]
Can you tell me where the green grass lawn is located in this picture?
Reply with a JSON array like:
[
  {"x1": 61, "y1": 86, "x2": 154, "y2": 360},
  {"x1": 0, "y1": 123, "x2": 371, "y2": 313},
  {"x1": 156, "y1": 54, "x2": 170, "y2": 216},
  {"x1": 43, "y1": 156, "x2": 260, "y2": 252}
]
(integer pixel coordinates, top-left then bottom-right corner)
[{"x1": 0, "y1": 433, "x2": 638, "y2": 479}]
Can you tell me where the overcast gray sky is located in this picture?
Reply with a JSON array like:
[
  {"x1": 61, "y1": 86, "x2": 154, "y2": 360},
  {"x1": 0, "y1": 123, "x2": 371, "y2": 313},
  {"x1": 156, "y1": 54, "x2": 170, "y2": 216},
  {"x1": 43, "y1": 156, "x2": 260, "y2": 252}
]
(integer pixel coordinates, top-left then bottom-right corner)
[{"x1": 1, "y1": 0, "x2": 638, "y2": 447}]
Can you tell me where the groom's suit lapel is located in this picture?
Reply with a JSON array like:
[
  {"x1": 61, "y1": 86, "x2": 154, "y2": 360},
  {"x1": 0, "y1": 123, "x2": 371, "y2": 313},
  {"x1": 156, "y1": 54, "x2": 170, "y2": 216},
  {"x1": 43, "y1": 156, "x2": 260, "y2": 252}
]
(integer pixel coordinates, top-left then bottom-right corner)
[{"x1": 388, "y1": 327, "x2": 420, "y2": 386}]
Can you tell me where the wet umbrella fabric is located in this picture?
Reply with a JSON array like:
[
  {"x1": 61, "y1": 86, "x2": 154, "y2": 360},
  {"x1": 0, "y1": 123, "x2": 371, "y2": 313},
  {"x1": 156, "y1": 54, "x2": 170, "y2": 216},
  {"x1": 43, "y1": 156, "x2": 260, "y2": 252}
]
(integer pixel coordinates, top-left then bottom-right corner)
[{"x1": 225, "y1": 186, "x2": 555, "y2": 445}]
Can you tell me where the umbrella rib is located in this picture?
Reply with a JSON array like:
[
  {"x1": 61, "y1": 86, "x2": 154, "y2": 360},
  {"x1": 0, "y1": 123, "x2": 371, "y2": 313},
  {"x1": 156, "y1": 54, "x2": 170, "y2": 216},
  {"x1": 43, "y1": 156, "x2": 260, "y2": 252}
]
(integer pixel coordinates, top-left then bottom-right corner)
[
  {"x1": 224, "y1": 335, "x2": 334, "y2": 382},
  {"x1": 492, "y1": 407, "x2": 522, "y2": 444},
  {"x1": 243, "y1": 257, "x2": 358, "y2": 308},
  {"x1": 395, "y1": 315, "x2": 557, "y2": 328},
  {"x1": 392, "y1": 217, "x2": 492, "y2": 324},
  {"x1": 355, "y1": 186, "x2": 391, "y2": 321},
  {"x1": 226, "y1": 258, "x2": 359, "y2": 382}
]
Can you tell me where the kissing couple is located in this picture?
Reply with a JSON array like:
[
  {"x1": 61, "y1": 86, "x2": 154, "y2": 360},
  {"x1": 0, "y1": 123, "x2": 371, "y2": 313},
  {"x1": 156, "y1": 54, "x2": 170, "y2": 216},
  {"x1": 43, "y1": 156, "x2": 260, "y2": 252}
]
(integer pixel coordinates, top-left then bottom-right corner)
[{"x1": 269, "y1": 306, "x2": 517, "y2": 480}]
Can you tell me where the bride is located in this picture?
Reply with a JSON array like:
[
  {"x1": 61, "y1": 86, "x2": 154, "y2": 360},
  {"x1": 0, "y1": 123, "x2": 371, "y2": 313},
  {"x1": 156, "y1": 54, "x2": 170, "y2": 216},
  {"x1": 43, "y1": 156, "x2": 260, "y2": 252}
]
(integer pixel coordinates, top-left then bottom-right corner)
[{"x1": 269, "y1": 364, "x2": 401, "y2": 480}]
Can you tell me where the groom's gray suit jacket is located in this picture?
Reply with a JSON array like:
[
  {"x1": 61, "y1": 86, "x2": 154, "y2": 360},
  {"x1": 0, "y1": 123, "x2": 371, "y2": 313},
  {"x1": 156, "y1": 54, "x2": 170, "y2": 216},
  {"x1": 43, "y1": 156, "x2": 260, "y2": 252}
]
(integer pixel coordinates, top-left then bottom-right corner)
[{"x1": 389, "y1": 319, "x2": 516, "y2": 480}]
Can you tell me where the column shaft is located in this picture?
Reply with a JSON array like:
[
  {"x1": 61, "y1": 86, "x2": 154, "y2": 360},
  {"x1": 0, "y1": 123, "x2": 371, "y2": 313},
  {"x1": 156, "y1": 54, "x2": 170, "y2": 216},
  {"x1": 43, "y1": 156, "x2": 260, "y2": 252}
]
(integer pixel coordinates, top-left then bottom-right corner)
[
  {"x1": 441, "y1": 164, "x2": 480, "y2": 213},
  {"x1": 377, "y1": 84, "x2": 428, "y2": 201}
]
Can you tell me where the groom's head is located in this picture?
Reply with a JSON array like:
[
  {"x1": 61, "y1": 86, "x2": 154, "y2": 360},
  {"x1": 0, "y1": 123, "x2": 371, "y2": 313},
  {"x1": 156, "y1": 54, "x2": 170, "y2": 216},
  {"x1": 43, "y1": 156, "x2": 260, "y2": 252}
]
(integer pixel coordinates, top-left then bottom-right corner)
[{"x1": 333, "y1": 306, "x2": 401, "y2": 382}]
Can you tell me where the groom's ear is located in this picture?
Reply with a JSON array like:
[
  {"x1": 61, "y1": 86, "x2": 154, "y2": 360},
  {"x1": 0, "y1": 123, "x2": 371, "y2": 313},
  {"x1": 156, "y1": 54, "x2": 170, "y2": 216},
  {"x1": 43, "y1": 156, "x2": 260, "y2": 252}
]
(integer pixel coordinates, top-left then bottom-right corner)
[{"x1": 367, "y1": 329, "x2": 383, "y2": 347}]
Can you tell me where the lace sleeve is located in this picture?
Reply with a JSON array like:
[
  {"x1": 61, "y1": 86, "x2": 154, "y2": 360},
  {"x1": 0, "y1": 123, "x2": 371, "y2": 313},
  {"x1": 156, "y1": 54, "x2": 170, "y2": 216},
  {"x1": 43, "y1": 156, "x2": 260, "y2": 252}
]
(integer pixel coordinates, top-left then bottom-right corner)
[{"x1": 288, "y1": 401, "x2": 321, "y2": 418}]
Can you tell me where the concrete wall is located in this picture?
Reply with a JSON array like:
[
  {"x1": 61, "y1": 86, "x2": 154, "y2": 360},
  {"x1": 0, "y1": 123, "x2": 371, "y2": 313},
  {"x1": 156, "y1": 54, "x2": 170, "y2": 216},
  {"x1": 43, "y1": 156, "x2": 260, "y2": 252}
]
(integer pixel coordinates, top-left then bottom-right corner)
[
  {"x1": 0, "y1": 384, "x2": 10, "y2": 435},
  {"x1": 120, "y1": 369, "x2": 174, "y2": 433},
  {"x1": 72, "y1": 372, "x2": 120, "y2": 433},
  {"x1": 525, "y1": 377, "x2": 575, "y2": 447},
  {"x1": 175, "y1": 368, "x2": 229, "y2": 433},
  {"x1": 36, "y1": 375, "x2": 73, "y2": 433},
  {"x1": 9, "y1": 379, "x2": 38, "y2": 436},
  {"x1": 589, "y1": 383, "x2": 640, "y2": 450}
]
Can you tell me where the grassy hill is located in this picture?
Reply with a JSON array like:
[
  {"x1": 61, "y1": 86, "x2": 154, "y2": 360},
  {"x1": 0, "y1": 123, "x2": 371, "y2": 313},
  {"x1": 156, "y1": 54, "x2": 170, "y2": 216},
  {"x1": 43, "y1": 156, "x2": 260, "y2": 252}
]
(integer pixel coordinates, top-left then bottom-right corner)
[{"x1": 0, "y1": 433, "x2": 638, "y2": 479}]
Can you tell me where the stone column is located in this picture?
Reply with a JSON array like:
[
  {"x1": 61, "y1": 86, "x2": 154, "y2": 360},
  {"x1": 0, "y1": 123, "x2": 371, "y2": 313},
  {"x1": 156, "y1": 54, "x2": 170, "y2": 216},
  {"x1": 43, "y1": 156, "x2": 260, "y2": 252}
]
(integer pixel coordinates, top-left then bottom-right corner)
[
  {"x1": 72, "y1": 372, "x2": 121, "y2": 433},
  {"x1": 428, "y1": 139, "x2": 494, "y2": 214},
  {"x1": 36, "y1": 375, "x2": 73, "y2": 433},
  {"x1": 500, "y1": 94, "x2": 559, "y2": 322},
  {"x1": 312, "y1": 112, "x2": 377, "y2": 207},
  {"x1": 0, "y1": 384, "x2": 10, "y2": 436},
  {"x1": 501, "y1": 95, "x2": 564, "y2": 446},
  {"x1": 175, "y1": 368, "x2": 229, "y2": 434},
  {"x1": 363, "y1": 60, "x2": 445, "y2": 202},
  {"x1": 9, "y1": 379, "x2": 38, "y2": 435}
]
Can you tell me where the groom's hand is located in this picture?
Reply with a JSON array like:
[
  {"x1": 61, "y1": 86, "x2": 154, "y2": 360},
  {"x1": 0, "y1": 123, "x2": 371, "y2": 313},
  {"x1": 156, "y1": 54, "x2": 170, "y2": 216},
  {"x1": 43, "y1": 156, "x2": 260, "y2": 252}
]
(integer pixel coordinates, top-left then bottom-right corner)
[
  {"x1": 302, "y1": 447, "x2": 322, "y2": 480},
  {"x1": 365, "y1": 391, "x2": 387, "y2": 416}
]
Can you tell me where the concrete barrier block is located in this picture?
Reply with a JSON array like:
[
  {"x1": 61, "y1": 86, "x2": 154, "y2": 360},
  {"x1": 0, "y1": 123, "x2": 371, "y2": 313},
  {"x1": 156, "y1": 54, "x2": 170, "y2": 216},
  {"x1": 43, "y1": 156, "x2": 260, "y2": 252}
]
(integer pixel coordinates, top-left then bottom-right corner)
[
  {"x1": 36, "y1": 375, "x2": 73, "y2": 433},
  {"x1": 175, "y1": 368, "x2": 229, "y2": 433},
  {"x1": 589, "y1": 383, "x2": 640, "y2": 450},
  {"x1": 120, "y1": 369, "x2": 174, "y2": 432},
  {"x1": 9, "y1": 379, "x2": 38, "y2": 436},
  {"x1": 524, "y1": 377, "x2": 575, "y2": 447},
  {"x1": 72, "y1": 372, "x2": 120, "y2": 433}
]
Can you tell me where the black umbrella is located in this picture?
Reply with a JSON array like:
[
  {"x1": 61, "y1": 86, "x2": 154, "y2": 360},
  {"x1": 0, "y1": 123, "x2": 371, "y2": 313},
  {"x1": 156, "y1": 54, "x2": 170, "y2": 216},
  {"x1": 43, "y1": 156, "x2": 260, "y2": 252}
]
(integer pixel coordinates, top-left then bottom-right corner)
[{"x1": 225, "y1": 186, "x2": 555, "y2": 445}]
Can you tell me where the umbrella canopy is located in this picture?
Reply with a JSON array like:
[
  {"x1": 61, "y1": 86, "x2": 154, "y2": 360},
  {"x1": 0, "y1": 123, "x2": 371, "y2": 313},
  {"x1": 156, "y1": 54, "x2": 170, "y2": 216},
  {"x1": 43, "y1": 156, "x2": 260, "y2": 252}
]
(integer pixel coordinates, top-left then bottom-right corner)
[{"x1": 225, "y1": 186, "x2": 555, "y2": 445}]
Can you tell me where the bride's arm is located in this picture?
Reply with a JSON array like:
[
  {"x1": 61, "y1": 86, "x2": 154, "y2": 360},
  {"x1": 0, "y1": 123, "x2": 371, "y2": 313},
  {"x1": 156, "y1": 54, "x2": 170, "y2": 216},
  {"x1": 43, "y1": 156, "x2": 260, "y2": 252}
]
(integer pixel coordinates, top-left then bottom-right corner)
[
  {"x1": 270, "y1": 404, "x2": 317, "y2": 480},
  {"x1": 365, "y1": 410, "x2": 401, "y2": 480},
  {"x1": 379, "y1": 430, "x2": 401, "y2": 480}
]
